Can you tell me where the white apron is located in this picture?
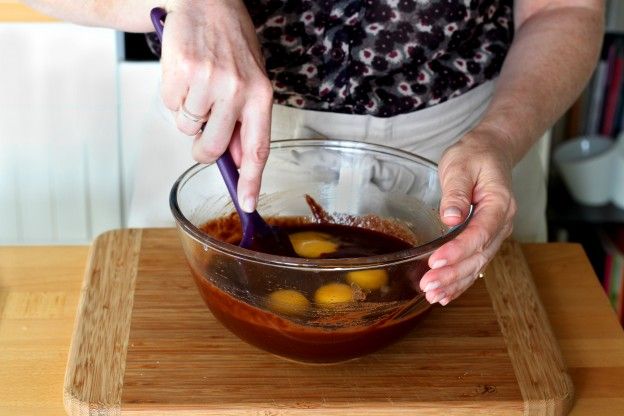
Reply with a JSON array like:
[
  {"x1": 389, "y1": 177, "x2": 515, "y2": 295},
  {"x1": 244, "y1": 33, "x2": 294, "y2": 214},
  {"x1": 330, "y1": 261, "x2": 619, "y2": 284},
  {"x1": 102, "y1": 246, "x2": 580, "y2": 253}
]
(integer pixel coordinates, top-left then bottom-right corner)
[{"x1": 128, "y1": 80, "x2": 548, "y2": 242}]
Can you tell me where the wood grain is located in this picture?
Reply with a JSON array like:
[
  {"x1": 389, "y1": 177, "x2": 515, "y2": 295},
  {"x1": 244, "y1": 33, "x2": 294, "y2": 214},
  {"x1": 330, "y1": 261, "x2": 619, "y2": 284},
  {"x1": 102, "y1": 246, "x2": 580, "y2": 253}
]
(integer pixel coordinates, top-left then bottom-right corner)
[
  {"x1": 121, "y1": 229, "x2": 520, "y2": 415},
  {"x1": 0, "y1": 1, "x2": 56, "y2": 22},
  {"x1": 59, "y1": 229, "x2": 573, "y2": 415},
  {"x1": 63, "y1": 229, "x2": 142, "y2": 415},
  {"x1": 0, "y1": 245, "x2": 88, "y2": 416},
  {"x1": 486, "y1": 241, "x2": 574, "y2": 415},
  {"x1": 520, "y1": 244, "x2": 624, "y2": 416},
  {"x1": 2, "y1": 235, "x2": 623, "y2": 415}
]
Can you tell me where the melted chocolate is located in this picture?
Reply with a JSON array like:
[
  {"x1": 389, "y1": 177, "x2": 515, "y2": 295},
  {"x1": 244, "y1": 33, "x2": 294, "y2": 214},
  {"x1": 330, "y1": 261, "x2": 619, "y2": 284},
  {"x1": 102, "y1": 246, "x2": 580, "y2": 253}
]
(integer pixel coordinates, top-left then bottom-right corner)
[{"x1": 190, "y1": 204, "x2": 431, "y2": 363}]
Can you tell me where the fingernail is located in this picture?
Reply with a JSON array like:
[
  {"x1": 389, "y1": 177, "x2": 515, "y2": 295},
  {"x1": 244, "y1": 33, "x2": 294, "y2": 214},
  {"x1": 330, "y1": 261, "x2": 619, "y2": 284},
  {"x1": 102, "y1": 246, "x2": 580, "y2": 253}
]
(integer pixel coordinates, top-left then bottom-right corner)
[
  {"x1": 429, "y1": 291, "x2": 446, "y2": 304},
  {"x1": 443, "y1": 207, "x2": 462, "y2": 218},
  {"x1": 424, "y1": 281, "x2": 441, "y2": 292},
  {"x1": 431, "y1": 259, "x2": 447, "y2": 269},
  {"x1": 439, "y1": 297, "x2": 450, "y2": 306},
  {"x1": 240, "y1": 196, "x2": 256, "y2": 213}
]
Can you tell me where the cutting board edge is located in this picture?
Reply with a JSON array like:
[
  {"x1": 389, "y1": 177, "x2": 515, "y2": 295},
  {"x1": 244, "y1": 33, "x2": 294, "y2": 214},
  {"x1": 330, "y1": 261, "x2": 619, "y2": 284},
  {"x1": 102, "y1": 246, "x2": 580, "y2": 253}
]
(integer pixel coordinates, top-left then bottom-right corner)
[
  {"x1": 119, "y1": 400, "x2": 525, "y2": 415},
  {"x1": 486, "y1": 240, "x2": 575, "y2": 416},
  {"x1": 63, "y1": 229, "x2": 143, "y2": 416},
  {"x1": 63, "y1": 229, "x2": 573, "y2": 415}
]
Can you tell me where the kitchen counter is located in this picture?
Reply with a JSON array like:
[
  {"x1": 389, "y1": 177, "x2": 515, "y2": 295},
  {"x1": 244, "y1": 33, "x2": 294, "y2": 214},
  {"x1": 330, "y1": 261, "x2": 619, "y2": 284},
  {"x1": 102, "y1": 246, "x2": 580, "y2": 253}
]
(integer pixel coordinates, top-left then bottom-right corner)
[
  {"x1": 0, "y1": 241, "x2": 623, "y2": 415},
  {"x1": 0, "y1": 1, "x2": 56, "y2": 22}
]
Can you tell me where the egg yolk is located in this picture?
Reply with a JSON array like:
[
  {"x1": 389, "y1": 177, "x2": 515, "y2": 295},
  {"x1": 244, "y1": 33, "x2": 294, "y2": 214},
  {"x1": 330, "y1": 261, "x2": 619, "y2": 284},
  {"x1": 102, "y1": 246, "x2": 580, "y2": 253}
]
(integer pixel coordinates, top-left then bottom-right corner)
[
  {"x1": 314, "y1": 283, "x2": 354, "y2": 307},
  {"x1": 346, "y1": 269, "x2": 389, "y2": 291},
  {"x1": 288, "y1": 231, "x2": 339, "y2": 258},
  {"x1": 267, "y1": 289, "x2": 310, "y2": 316}
]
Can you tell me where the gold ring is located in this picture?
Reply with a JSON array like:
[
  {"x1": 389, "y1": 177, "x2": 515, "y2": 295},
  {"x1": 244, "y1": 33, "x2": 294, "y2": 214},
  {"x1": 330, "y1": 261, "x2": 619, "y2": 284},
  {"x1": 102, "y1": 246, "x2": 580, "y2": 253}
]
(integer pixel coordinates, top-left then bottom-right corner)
[{"x1": 180, "y1": 103, "x2": 209, "y2": 123}]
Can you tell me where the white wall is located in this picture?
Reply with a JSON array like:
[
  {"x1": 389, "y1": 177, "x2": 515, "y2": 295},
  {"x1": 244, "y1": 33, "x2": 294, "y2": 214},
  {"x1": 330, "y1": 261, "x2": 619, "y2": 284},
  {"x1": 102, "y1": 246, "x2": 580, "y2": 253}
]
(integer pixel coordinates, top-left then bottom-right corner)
[
  {"x1": 118, "y1": 61, "x2": 193, "y2": 228},
  {"x1": 0, "y1": 23, "x2": 121, "y2": 244}
]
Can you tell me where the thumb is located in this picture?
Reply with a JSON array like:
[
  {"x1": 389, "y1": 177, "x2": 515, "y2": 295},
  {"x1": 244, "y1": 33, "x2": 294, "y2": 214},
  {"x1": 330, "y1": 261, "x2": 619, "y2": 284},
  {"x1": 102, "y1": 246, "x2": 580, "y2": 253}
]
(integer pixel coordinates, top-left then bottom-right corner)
[{"x1": 439, "y1": 165, "x2": 474, "y2": 227}]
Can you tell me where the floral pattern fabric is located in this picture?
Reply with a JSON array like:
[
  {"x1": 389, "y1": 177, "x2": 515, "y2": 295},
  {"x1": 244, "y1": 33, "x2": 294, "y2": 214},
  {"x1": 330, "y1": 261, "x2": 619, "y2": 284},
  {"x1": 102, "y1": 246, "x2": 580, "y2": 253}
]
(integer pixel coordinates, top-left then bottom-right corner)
[{"x1": 244, "y1": 0, "x2": 514, "y2": 116}]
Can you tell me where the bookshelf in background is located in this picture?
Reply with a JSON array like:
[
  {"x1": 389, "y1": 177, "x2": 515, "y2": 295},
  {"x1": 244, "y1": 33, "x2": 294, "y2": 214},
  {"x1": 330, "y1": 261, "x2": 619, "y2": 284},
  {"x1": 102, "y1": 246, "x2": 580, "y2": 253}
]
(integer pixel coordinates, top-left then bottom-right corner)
[
  {"x1": 565, "y1": 0, "x2": 624, "y2": 138},
  {"x1": 551, "y1": 3, "x2": 624, "y2": 326},
  {"x1": 566, "y1": 32, "x2": 624, "y2": 139},
  {"x1": 603, "y1": 229, "x2": 624, "y2": 326}
]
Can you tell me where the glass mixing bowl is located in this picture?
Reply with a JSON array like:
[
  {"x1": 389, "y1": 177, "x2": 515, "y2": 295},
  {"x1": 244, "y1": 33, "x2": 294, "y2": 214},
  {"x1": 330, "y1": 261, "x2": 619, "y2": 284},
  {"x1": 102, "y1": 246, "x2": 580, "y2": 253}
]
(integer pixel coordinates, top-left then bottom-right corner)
[{"x1": 170, "y1": 139, "x2": 471, "y2": 363}]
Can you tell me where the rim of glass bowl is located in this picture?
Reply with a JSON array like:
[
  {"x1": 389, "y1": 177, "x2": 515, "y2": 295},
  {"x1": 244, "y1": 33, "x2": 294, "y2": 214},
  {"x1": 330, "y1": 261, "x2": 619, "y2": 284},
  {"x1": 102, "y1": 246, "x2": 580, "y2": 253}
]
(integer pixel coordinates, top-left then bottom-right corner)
[{"x1": 170, "y1": 139, "x2": 473, "y2": 271}]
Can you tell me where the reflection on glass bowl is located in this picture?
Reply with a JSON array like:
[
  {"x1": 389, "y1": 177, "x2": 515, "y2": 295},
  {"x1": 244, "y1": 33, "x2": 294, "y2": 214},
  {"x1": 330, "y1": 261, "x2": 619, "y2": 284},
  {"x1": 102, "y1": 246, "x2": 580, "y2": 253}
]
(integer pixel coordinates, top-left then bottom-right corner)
[{"x1": 170, "y1": 139, "x2": 471, "y2": 363}]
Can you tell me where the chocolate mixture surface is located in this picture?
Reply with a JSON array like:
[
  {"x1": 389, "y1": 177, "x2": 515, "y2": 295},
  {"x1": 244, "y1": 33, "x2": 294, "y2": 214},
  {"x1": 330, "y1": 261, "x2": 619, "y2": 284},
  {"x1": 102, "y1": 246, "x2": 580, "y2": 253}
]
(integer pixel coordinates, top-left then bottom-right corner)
[{"x1": 190, "y1": 204, "x2": 431, "y2": 363}]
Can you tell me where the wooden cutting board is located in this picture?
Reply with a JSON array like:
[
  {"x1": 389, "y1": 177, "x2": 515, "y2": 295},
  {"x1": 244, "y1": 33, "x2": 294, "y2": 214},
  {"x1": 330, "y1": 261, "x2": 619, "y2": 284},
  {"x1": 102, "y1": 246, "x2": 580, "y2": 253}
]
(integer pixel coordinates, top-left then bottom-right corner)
[{"x1": 63, "y1": 229, "x2": 574, "y2": 415}]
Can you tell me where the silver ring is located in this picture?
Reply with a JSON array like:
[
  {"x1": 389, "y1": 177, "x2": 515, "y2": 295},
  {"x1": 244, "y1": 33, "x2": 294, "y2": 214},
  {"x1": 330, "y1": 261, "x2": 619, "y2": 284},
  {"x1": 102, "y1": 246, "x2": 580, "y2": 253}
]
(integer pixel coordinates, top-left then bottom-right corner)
[{"x1": 180, "y1": 103, "x2": 209, "y2": 123}]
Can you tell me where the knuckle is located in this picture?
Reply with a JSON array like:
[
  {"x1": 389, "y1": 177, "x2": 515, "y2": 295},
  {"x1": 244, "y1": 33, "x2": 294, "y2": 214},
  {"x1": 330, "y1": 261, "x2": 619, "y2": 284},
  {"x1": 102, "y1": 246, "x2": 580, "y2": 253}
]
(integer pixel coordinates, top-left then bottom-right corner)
[
  {"x1": 444, "y1": 267, "x2": 461, "y2": 284},
  {"x1": 447, "y1": 188, "x2": 470, "y2": 200},
  {"x1": 451, "y1": 285, "x2": 469, "y2": 301},
  {"x1": 162, "y1": 95, "x2": 179, "y2": 112},
  {"x1": 444, "y1": 190, "x2": 471, "y2": 207},
  {"x1": 223, "y1": 71, "x2": 244, "y2": 94},
  {"x1": 445, "y1": 284, "x2": 464, "y2": 303},
  {"x1": 508, "y1": 195, "x2": 518, "y2": 217},
  {"x1": 247, "y1": 143, "x2": 270, "y2": 165},
  {"x1": 192, "y1": 142, "x2": 221, "y2": 163},
  {"x1": 192, "y1": 64, "x2": 213, "y2": 86},
  {"x1": 253, "y1": 79, "x2": 274, "y2": 102},
  {"x1": 474, "y1": 251, "x2": 489, "y2": 272},
  {"x1": 475, "y1": 226, "x2": 491, "y2": 249},
  {"x1": 426, "y1": 291, "x2": 439, "y2": 303},
  {"x1": 191, "y1": 146, "x2": 208, "y2": 163},
  {"x1": 457, "y1": 275, "x2": 476, "y2": 293},
  {"x1": 180, "y1": 55, "x2": 214, "y2": 86},
  {"x1": 448, "y1": 288, "x2": 462, "y2": 301},
  {"x1": 177, "y1": 56, "x2": 199, "y2": 80},
  {"x1": 176, "y1": 119, "x2": 199, "y2": 136},
  {"x1": 160, "y1": 84, "x2": 181, "y2": 111},
  {"x1": 503, "y1": 221, "x2": 514, "y2": 238},
  {"x1": 439, "y1": 156, "x2": 468, "y2": 178}
]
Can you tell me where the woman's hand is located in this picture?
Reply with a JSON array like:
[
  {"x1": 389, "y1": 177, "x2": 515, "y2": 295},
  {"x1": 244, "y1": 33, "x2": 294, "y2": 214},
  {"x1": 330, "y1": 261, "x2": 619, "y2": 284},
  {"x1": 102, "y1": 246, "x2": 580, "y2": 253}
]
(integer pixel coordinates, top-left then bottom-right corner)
[
  {"x1": 161, "y1": 0, "x2": 273, "y2": 212},
  {"x1": 416, "y1": 0, "x2": 604, "y2": 306},
  {"x1": 418, "y1": 125, "x2": 518, "y2": 305}
]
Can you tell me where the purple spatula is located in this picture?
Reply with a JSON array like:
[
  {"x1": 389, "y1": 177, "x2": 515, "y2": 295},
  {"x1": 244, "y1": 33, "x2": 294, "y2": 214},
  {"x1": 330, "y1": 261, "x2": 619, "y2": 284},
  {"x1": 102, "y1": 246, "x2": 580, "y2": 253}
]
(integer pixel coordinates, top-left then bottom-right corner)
[{"x1": 151, "y1": 8, "x2": 294, "y2": 256}]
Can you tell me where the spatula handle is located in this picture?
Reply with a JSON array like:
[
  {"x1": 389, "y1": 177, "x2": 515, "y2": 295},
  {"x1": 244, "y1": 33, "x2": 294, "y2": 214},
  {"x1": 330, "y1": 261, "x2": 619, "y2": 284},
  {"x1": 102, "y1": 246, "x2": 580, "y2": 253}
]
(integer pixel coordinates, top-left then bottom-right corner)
[
  {"x1": 149, "y1": 7, "x2": 257, "y2": 236},
  {"x1": 150, "y1": 7, "x2": 166, "y2": 40}
]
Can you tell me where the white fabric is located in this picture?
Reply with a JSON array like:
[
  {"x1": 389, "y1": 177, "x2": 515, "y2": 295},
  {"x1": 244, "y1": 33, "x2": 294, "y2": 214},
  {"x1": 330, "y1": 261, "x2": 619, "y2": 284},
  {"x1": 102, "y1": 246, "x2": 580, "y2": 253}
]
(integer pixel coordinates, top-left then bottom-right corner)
[
  {"x1": 269, "y1": 81, "x2": 547, "y2": 242},
  {"x1": 128, "y1": 80, "x2": 547, "y2": 242}
]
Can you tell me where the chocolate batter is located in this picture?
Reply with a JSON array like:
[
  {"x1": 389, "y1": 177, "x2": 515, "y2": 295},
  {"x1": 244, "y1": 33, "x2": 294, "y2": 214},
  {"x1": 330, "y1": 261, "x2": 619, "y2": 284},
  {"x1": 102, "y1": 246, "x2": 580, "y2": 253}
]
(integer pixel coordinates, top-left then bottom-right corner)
[{"x1": 188, "y1": 203, "x2": 432, "y2": 363}]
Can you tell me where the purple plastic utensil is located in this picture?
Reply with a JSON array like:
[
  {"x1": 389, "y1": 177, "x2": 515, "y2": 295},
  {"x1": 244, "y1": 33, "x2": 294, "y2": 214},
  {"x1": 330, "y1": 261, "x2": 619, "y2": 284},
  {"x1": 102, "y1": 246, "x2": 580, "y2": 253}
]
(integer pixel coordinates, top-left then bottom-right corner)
[{"x1": 151, "y1": 7, "x2": 294, "y2": 255}]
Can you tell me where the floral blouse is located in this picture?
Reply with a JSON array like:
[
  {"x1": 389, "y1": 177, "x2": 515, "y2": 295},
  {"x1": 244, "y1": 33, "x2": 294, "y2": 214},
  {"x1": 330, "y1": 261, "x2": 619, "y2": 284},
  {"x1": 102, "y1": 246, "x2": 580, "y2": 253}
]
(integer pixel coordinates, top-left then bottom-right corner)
[{"x1": 148, "y1": 0, "x2": 513, "y2": 117}]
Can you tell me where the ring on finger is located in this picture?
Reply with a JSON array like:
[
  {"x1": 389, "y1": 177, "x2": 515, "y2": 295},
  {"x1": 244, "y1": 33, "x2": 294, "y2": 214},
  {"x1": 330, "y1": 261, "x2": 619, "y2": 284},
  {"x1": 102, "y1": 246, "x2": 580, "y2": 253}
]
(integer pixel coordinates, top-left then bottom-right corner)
[{"x1": 180, "y1": 103, "x2": 209, "y2": 124}]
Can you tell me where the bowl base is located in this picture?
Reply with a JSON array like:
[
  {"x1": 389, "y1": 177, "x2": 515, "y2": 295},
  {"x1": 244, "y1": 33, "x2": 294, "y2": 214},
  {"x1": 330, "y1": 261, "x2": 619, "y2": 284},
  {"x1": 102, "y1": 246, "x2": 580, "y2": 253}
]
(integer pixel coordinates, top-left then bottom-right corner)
[{"x1": 270, "y1": 353, "x2": 361, "y2": 366}]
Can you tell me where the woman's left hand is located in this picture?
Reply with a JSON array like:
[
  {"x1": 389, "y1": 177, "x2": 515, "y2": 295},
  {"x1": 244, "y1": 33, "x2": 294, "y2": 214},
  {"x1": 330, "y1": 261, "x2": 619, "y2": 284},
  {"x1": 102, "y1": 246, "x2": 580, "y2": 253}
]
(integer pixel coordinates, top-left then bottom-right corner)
[{"x1": 418, "y1": 125, "x2": 518, "y2": 305}]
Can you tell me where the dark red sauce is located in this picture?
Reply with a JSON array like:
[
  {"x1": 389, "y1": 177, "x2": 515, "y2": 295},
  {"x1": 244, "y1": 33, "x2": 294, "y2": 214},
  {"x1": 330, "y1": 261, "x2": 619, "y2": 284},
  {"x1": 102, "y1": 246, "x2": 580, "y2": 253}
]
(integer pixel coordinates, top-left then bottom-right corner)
[{"x1": 189, "y1": 212, "x2": 431, "y2": 363}]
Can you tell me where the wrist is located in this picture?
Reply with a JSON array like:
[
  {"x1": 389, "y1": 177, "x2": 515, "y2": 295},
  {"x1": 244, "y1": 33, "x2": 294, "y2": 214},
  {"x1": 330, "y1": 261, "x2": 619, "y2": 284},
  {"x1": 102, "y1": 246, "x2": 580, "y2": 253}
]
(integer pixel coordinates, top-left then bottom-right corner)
[
  {"x1": 165, "y1": 0, "x2": 243, "y2": 11},
  {"x1": 459, "y1": 123, "x2": 517, "y2": 169}
]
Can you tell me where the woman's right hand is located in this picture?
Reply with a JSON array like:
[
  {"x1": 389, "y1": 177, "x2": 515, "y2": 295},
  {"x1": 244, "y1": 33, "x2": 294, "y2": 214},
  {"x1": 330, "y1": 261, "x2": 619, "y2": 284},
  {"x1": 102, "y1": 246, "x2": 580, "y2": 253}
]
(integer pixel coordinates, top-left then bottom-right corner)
[{"x1": 160, "y1": 0, "x2": 273, "y2": 212}]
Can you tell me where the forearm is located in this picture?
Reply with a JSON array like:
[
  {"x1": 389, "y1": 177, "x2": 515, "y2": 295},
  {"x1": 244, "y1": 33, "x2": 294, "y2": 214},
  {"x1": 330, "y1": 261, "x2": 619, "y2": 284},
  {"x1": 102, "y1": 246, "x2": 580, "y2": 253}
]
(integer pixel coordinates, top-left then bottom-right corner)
[
  {"x1": 22, "y1": 0, "x2": 164, "y2": 32},
  {"x1": 476, "y1": 3, "x2": 604, "y2": 165}
]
